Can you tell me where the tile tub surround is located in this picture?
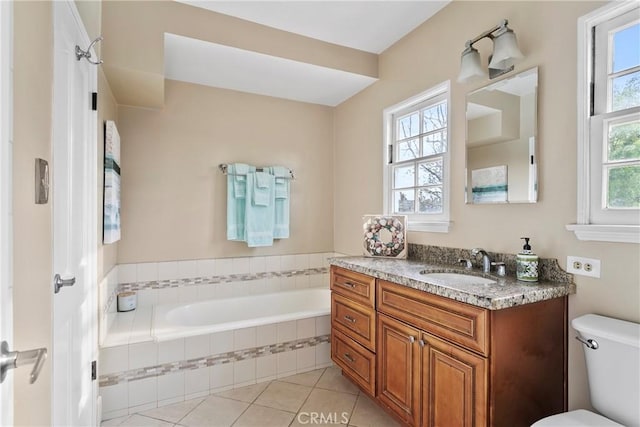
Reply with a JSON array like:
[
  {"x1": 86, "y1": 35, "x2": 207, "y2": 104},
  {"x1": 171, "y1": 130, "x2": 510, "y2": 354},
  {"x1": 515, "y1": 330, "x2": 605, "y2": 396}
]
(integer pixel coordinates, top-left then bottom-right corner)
[
  {"x1": 99, "y1": 252, "x2": 340, "y2": 344},
  {"x1": 99, "y1": 316, "x2": 333, "y2": 420},
  {"x1": 330, "y1": 255, "x2": 575, "y2": 310}
]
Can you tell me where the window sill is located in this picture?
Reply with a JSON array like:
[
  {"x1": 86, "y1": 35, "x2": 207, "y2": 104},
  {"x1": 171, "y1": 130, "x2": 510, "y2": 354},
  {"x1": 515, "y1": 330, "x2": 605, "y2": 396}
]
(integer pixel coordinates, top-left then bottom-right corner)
[
  {"x1": 565, "y1": 224, "x2": 640, "y2": 244},
  {"x1": 408, "y1": 221, "x2": 451, "y2": 233}
]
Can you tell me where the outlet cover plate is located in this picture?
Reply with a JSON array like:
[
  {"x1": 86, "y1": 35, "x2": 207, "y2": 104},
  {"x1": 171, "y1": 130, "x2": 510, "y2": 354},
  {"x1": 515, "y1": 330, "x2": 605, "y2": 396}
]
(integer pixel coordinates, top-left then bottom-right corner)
[{"x1": 567, "y1": 256, "x2": 601, "y2": 278}]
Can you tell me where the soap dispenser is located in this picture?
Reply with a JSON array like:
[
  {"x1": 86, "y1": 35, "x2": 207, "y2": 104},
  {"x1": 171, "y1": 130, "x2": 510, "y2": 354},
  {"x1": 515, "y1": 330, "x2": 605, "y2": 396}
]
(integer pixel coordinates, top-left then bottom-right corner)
[{"x1": 516, "y1": 237, "x2": 538, "y2": 282}]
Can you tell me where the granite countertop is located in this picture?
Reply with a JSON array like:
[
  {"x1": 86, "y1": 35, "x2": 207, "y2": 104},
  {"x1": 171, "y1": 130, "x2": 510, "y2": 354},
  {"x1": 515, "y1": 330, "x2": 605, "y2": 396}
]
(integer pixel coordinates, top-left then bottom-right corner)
[{"x1": 330, "y1": 256, "x2": 576, "y2": 310}]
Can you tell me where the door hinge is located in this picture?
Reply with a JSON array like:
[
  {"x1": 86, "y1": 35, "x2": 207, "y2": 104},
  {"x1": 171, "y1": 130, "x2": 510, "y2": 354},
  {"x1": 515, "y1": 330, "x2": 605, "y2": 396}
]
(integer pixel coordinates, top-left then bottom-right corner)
[
  {"x1": 91, "y1": 92, "x2": 97, "y2": 111},
  {"x1": 91, "y1": 360, "x2": 97, "y2": 381}
]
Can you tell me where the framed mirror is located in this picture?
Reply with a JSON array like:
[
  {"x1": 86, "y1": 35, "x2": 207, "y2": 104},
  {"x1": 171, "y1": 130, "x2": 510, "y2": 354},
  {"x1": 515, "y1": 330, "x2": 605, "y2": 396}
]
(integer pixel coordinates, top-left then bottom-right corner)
[{"x1": 465, "y1": 67, "x2": 538, "y2": 204}]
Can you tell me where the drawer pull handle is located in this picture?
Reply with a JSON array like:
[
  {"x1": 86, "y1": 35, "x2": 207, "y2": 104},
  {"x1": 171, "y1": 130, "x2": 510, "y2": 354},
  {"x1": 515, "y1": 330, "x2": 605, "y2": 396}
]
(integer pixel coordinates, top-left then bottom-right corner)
[
  {"x1": 344, "y1": 315, "x2": 356, "y2": 323},
  {"x1": 342, "y1": 281, "x2": 356, "y2": 288},
  {"x1": 408, "y1": 336, "x2": 416, "y2": 343},
  {"x1": 343, "y1": 353, "x2": 356, "y2": 363}
]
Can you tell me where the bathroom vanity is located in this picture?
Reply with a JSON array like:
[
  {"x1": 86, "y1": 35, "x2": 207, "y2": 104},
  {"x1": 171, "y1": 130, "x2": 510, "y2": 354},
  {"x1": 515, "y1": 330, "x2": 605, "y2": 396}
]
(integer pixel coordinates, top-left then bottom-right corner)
[{"x1": 329, "y1": 256, "x2": 575, "y2": 427}]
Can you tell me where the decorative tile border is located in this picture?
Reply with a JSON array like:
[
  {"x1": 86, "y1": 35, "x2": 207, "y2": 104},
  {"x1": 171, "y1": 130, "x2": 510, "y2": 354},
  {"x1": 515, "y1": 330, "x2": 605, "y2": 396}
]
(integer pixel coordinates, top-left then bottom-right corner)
[
  {"x1": 119, "y1": 267, "x2": 329, "y2": 292},
  {"x1": 99, "y1": 334, "x2": 330, "y2": 387}
]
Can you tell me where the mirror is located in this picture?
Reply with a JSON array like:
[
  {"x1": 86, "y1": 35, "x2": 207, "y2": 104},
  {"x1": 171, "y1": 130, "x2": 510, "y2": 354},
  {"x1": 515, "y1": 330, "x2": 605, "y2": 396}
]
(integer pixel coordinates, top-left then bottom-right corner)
[{"x1": 465, "y1": 67, "x2": 538, "y2": 204}]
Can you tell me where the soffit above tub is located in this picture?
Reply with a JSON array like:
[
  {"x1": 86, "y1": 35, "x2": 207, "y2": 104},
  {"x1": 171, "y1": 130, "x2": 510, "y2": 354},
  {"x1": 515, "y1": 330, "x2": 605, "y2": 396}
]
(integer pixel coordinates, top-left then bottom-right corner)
[
  {"x1": 164, "y1": 33, "x2": 377, "y2": 106},
  {"x1": 101, "y1": 1, "x2": 449, "y2": 108},
  {"x1": 175, "y1": 0, "x2": 451, "y2": 54}
]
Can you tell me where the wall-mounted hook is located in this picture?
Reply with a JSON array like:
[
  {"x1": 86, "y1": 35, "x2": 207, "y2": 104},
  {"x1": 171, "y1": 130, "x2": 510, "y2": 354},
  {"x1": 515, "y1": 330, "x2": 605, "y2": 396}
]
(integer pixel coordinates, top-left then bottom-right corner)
[{"x1": 76, "y1": 36, "x2": 103, "y2": 65}]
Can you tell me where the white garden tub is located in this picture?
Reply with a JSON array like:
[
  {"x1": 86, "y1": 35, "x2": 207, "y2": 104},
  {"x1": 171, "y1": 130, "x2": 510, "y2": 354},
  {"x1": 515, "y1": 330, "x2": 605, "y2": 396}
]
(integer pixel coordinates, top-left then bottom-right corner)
[{"x1": 152, "y1": 288, "x2": 331, "y2": 342}]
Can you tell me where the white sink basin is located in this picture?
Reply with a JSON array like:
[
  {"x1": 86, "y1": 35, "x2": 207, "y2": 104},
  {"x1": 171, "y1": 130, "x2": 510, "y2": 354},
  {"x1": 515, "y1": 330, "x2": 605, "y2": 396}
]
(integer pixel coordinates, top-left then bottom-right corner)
[{"x1": 421, "y1": 272, "x2": 496, "y2": 286}]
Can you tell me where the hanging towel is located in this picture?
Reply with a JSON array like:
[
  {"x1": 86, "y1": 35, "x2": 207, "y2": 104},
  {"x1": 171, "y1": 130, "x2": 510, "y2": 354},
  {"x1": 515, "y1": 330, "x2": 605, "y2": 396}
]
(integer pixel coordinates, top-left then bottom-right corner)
[
  {"x1": 226, "y1": 163, "x2": 254, "y2": 241},
  {"x1": 253, "y1": 171, "x2": 274, "y2": 207},
  {"x1": 269, "y1": 166, "x2": 290, "y2": 239},
  {"x1": 245, "y1": 171, "x2": 275, "y2": 247}
]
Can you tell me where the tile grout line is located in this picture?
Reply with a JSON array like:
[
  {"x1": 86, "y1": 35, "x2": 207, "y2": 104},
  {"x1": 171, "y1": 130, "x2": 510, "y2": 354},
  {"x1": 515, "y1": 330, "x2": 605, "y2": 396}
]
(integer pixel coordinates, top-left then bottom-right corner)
[
  {"x1": 173, "y1": 396, "x2": 208, "y2": 426},
  {"x1": 287, "y1": 368, "x2": 330, "y2": 427},
  {"x1": 346, "y1": 392, "x2": 362, "y2": 427}
]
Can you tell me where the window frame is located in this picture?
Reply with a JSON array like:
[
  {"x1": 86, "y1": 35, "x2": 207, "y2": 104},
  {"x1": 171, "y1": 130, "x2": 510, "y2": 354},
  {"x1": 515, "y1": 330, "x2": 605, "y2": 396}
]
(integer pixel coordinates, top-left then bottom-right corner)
[
  {"x1": 383, "y1": 81, "x2": 451, "y2": 233},
  {"x1": 568, "y1": 1, "x2": 640, "y2": 244}
]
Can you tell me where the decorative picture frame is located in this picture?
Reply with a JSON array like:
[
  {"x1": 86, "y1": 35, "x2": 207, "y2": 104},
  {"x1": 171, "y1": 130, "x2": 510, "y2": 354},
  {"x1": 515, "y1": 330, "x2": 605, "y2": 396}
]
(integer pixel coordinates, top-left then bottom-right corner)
[
  {"x1": 103, "y1": 120, "x2": 121, "y2": 244},
  {"x1": 362, "y1": 215, "x2": 407, "y2": 259},
  {"x1": 471, "y1": 165, "x2": 508, "y2": 203}
]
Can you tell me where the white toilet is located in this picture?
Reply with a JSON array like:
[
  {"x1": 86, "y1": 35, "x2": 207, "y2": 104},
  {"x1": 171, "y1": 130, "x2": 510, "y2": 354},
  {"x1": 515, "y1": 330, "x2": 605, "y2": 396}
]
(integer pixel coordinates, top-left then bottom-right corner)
[{"x1": 532, "y1": 314, "x2": 640, "y2": 427}]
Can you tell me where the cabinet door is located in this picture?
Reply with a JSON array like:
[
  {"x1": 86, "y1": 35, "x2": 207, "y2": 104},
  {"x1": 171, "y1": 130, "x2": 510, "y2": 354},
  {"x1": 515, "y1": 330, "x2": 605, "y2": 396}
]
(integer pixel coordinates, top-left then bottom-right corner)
[
  {"x1": 377, "y1": 313, "x2": 421, "y2": 426},
  {"x1": 421, "y1": 332, "x2": 487, "y2": 427}
]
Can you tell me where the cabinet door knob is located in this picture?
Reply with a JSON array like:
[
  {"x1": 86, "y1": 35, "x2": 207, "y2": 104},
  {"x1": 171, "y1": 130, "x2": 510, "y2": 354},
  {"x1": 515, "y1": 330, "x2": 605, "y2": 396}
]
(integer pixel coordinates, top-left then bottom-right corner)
[
  {"x1": 408, "y1": 336, "x2": 416, "y2": 343},
  {"x1": 418, "y1": 339, "x2": 426, "y2": 347}
]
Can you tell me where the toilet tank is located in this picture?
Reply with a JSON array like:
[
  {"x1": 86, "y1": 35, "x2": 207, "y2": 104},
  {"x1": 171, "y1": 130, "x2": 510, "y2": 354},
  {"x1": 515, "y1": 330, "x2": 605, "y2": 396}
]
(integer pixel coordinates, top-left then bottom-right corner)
[{"x1": 572, "y1": 314, "x2": 640, "y2": 427}]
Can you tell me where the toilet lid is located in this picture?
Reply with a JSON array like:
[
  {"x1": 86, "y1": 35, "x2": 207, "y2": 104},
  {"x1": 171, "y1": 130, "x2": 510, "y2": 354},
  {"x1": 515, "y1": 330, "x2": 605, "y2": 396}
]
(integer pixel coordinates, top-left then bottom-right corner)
[{"x1": 532, "y1": 409, "x2": 624, "y2": 427}]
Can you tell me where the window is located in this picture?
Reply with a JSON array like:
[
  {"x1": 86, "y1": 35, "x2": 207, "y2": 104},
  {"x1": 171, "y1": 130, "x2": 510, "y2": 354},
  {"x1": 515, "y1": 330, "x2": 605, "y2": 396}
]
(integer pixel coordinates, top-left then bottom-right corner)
[
  {"x1": 383, "y1": 82, "x2": 450, "y2": 232},
  {"x1": 569, "y1": 3, "x2": 640, "y2": 243}
]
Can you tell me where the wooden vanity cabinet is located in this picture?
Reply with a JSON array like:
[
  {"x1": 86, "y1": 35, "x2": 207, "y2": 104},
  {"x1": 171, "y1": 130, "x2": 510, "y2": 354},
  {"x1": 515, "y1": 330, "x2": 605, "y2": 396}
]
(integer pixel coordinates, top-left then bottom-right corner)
[
  {"x1": 377, "y1": 279, "x2": 567, "y2": 427},
  {"x1": 331, "y1": 267, "x2": 567, "y2": 427}
]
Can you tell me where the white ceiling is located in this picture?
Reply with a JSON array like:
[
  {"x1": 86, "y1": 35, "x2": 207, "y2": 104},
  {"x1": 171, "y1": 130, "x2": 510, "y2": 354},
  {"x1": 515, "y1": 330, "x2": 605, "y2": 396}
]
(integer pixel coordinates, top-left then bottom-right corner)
[
  {"x1": 177, "y1": 1, "x2": 450, "y2": 54},
  {"x1": 166, "y1": 1, "x2": 450, "y2": 106}
]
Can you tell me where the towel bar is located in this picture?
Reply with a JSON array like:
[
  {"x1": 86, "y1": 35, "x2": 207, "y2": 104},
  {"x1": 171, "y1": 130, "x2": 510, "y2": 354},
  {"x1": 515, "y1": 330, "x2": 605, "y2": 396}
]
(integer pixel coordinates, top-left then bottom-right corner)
[{"x1": 219, "y1": 164, "x2": 295, "y2": 180}]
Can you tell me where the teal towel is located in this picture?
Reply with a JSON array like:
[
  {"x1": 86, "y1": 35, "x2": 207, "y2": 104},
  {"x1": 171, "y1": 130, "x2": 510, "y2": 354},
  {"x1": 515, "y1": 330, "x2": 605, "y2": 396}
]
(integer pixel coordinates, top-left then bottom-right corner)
[
  {"x1": 245, "y1": 171, "x2": 275, "y2": 247},
  {"x1": 226, "y1": 163, "x2": 254, "y2": 241},
  {"x1": 253, "y1": 171, "x2": 273, "y2": 207},
  {"x1": 269, "y1": 166, "x2": 290, "y2": 239}
]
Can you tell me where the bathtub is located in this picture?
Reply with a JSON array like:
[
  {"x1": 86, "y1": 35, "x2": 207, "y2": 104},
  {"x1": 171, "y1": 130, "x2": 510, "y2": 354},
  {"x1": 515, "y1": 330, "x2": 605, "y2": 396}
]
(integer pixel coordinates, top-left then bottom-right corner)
[{"x1": 153, "y1": 288, "x2": 331, "y2": 342}]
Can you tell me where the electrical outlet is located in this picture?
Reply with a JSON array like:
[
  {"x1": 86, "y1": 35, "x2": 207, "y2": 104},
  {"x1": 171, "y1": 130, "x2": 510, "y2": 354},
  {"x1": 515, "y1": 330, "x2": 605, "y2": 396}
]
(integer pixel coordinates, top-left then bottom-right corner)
[{"x1": 567, "y1": 256, "x2": 601, "y2": 278}]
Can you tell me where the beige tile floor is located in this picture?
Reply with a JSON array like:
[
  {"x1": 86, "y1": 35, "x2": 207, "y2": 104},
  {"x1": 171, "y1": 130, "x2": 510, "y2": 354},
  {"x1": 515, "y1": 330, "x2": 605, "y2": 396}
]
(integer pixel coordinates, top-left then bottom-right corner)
[{"x1": 101, "y1": 366, "x2": 400, "y2": 427}]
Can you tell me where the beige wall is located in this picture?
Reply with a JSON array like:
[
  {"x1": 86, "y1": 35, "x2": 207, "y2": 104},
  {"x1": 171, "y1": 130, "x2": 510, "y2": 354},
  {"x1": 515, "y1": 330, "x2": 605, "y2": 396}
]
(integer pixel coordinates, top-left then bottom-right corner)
[
  {"x1": 13, "y1": 2, "x2": 53, "y2": 425},
  {"x1": 97, "y1": 68, "x2": 119, "y2": 280},
  {"x1": 74, "y1": 0, "x2": 101, "y2": 55},
  {"x1": 333, "y1": 0, "x2": 639, "y2": 411},
  {"x1": 116, "y1": 80, "x2": 334, "y2": 263}
]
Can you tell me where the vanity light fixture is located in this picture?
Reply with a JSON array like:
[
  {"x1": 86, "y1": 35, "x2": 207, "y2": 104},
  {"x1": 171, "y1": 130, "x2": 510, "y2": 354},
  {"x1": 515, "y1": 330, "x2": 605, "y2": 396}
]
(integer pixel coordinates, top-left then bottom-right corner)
[{"x1": 457, "y1": 19, "x2": 524, "y2": 83}]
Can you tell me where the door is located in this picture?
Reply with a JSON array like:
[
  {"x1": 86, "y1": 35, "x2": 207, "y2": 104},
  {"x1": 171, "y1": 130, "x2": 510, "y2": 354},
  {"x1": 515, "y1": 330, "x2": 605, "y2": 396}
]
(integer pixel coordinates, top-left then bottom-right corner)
[
  {"x1": 377, "y1": 313, "x2": 421, "y2": 426},
  {"x1": 52, "y1": 2, "x2": 98, "y2": 426},
  {"x1": 421, "y1": 332, "x2": 487, "y2": 427},
  {"x1": 0, "y1": 0, "x2": 13, "y2": 424}
]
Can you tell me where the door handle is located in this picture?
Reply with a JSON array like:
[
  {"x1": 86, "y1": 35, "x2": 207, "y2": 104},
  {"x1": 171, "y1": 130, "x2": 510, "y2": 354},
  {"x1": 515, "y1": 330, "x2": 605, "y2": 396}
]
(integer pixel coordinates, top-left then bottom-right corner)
[
  {"x1": 54, "y1": 274, "x2": 76, "y2": 294},
  {"x1": 0, "y1": 341, "x2": 47, "y2": 384}
]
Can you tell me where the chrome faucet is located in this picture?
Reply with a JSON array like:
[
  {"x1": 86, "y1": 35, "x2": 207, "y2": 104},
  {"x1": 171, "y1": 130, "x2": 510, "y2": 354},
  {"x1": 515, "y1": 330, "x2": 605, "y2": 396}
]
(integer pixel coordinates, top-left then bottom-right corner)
[{"x1": 471, "y1": 248, "x2": 492, "y2": 273}]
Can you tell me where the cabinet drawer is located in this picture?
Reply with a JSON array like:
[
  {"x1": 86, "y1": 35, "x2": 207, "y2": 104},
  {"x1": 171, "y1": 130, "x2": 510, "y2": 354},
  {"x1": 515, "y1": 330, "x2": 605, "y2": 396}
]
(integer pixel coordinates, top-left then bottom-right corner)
[
  {"x1": 377, "y1": 280, "x2": 489, "y2": 356},
  {"x1": 331, "y1": 266, "x2": 375, "y2": 308},
  {"x1": 331, "y1": 293, "x2": 375, "y2": 351},
  {"x1": 331, "y1": 329, "x2": 375, "y2": 396}
]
